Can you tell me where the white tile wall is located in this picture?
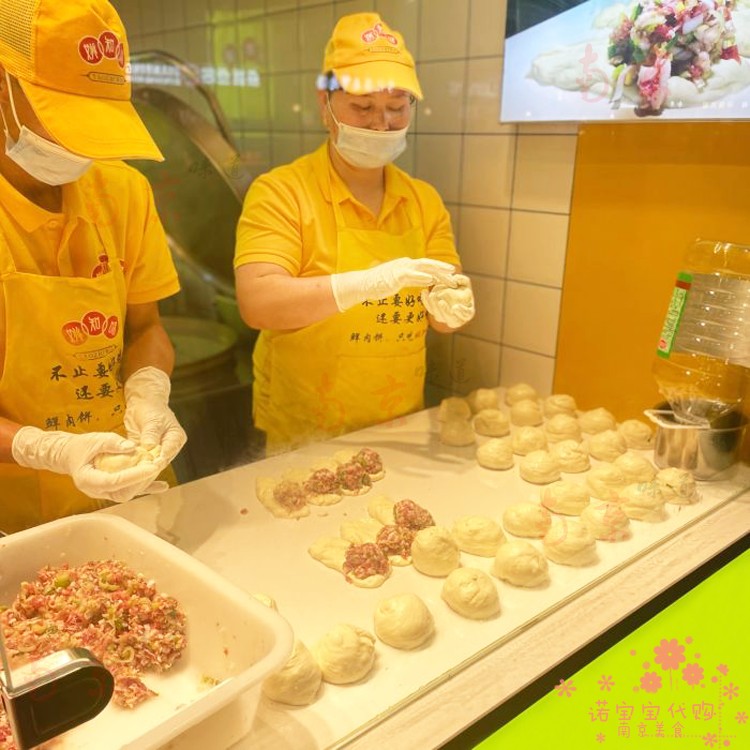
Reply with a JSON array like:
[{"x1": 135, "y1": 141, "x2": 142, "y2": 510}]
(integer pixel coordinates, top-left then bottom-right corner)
[{"x1": 115, "y1": 0, "x2": 578, "y2": 399}]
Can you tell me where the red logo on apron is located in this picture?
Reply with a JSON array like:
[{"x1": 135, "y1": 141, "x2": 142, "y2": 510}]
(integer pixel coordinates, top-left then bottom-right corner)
[
  {"x1": 104, "y1": 316, "x2": 119, "y2": 339},
  {"x1": 82, "y1": 311, "x2": 107, "y2": 336},
  {"x1": 92, "y1": 253, "x2": 111, "y2": 278},
  {"x1": 78, "y1": 36, "x2": 104, "y2": 65},
  {"x1": 62, "y1": 321, "x2": 88, "y2": 346}
]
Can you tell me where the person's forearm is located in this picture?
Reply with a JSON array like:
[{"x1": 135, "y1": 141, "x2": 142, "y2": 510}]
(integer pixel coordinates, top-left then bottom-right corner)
[
  {"x1": 0, "y1": 416, "x2": 22, "y2": 463},
  {"x1": 121, "y1": 322, "x2": 175, "y2": 381},
  {"x1": 238, "y1": 273, "x2": 340, "y2": 330}
]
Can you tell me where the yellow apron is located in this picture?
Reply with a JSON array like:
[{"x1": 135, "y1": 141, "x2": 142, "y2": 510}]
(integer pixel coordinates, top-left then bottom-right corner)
[
  {"x1": 0, "y1": 221, "x2": 128, "y2": 534},
  {"x1": 254, "y1": 194, "x2": 428, "y2": 453}
]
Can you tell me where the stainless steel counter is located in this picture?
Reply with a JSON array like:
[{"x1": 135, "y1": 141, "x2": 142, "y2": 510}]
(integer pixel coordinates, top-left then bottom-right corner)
[{"x1": 104, "y1": 403, "x2": 750, "y2": 750}]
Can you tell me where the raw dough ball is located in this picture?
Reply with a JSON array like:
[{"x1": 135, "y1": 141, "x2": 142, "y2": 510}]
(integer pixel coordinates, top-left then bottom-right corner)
[
  {"x1": 476, "y1": 438, "x2": 514, "y2": 470},
  {"x1": 519, "y1": 450, "x2": 561, "y2": 484},
  {"x1": 367, "y1": 495, "x2": 395, "y2": 525},
  {"x1": 510, "y1": 399, "x2": 544, "y2": 427},
  {"x1": 314, "y1": 624, "x2": 376, "y2": 685},
  {"x1": 586, "y1": 465, "x2": 628, "y2": 500},
  {"x1": 373, "y1": 593, "x2": 434, "y2": 649},
  {"x1": 308, "y1": 536, "x2": 350, "y2": 572},
  {"x1": 543, "y1": 393, "x2": 578, "y2": 418},
  {"x1": 655, "y1": 467, "x2": 700, "y2": 505},
  {"x1": 262, "y1": 640, "x2": 322, "y2": 706},
  {"x1": 411, "y1": 526, "x2": 461, "y2": 577},
  {"x1": 440, "y1": 419, "x2": 476, "y2": 447},
  {"x1": 614, "y1": 452, "x2": 656, "y2": 484},
  {"x1": 340, "y1": 517, "x2": 383, "y2": 545},
  {"x1": 438, "y1": 396, "x2": 472, "y2": 422},
  {"x1": 492, "y1": 540, "x2": 550, "y2": 587},
  {"x1": 540, "y1": 480, "x2": 590, "y2": 515},
  {"x1": 619, "y1": 482, "x2": 667, "y2": 522},
  {"x1": 473, "y1": 408, "x2": 510, "y2": 437},
  {"x1": 451, "y1": 516, "x2": 506, "y2": 556},
  {"x1": 580, "y1": 502, "x2": 631, "y2": 541},
  {"x1": 542, "y1": 518, "x2": 598, "y2": 566},
  {"x1": 512, "y1": 426, "x2": 548, "y2": 455},
  {"x1": 586, "y1": 429, "x2": 628, "y2": 462},
  {"x1": 618, "y1": 419, "x2": 655, "y2": 450},
  {"x1": 578, "y1": 407, "x2": 617, "y2": 434},
  {"x1": 545, "y1": 414, "x2": 582, "y2": 443},
  {"x1": 93, "y1": 445, "x2": 161, "y2": 472},
  {"x1": 502, "y1": 502, "x2": 552, "y2": 538},
  {"x1": 466, "y1": 387, "x2": 500, "y2": 413},
  {"x1": 441, "y1": 568, "x2": 500, "y2": 620},
  {"x1": 549, "y1": 440, "x2": 591, "y2": 473},
  {"x1": 505, "y1": 382, "x2": 539, "y2": 405}
]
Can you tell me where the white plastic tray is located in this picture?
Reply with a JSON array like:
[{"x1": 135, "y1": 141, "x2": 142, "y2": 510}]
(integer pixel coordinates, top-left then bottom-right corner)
[{"x1": 0, "y1": 514, "x2": 293, "y2": 750}]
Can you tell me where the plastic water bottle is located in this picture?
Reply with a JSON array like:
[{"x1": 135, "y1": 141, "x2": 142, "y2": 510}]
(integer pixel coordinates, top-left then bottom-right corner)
[{"x1": 653, "y1": 239, "x2": 750, "y2": 425}]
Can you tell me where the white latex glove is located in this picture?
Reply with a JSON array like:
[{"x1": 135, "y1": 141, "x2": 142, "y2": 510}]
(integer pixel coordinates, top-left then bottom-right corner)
[
  {"x1": 421, "y1": 273, "x2": 476, "y2": 328},
  {"x1": 330, "y1": 257, "x2": 456, "y2": 312},
  {"x1": 124, "y1": 367, "x2": 187, "y2": 466},
  {"x1": 11, "y1": 426, "x2": 167, "y2": 503}
]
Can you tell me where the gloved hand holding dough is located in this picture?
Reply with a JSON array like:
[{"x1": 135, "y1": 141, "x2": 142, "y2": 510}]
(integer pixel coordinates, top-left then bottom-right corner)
[
  {"x1": 330, "y1": 257, "x2": 456, "y2": 312},
  {"x1": 11, "y1": 426, "x2": 167, "y2": 503},
  {"x1": 124, "y1": 367, "x2": 187, "y2": 466},
  {"x1": 421, "y1": 273, "x2": 475, "y2": 328}
]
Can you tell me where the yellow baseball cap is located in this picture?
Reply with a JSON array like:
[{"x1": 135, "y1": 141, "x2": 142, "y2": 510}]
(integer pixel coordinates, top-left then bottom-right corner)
[
  {"x1": 322, "y1": 13, "x2": 423, "y2": 100},
  {"x1": 0, "y1": 0, "x2": 163, "y2": 161}
]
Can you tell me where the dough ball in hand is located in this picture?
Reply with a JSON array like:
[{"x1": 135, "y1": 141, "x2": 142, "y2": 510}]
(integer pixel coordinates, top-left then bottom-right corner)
[
  {"x1": 441, "y1": 567, "x2": 500, "y2": 620},
  {"x1": 373, "y1": 593, "x2": 435, "y2": 649},
  {"x1": 93, "y1": 445, "x2": 161, "y2": 472},
  {"x1": 262, "y1": 640, "x2": 322, "y2": 706},
  {"x1": 314, "y1": 624, "x2": 376, "y2": 685}
]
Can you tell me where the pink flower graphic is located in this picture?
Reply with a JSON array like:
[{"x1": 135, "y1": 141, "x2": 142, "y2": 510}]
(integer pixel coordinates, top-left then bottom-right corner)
[
  {"x1": 702, "y1": 732, "x2": 718, "y2": 747},
  {"x1": 683, "y1": 663, "x2": 705, "y2": 686},
  {"x1": 596, "y1": 733, "x2": 606, "y2": 743},
  {"x1": 640, "y1": 672, "x2": 663, "y2": 693},
  {"x1": 736, "y1": 711, "x2": 748, "y2": 724},
  {"x1": 556, "y1": 678, "x2": 576, "y2": 697},
  {"x1": 598, "y1": 675, "x2": 615, "y2": 692},
  {"x1": 654, "y1": 638, "x2": 686, "y2": 670},
  {"x1": 717, "y1": 664, "x2": 729, "y2": 675},
  {"x1": 723, "y1": 682, "x2": 740, "y2": 700}
]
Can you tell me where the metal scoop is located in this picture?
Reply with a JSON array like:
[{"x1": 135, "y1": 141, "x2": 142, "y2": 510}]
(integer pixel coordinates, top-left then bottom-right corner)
[{"x1": 0, "y1": 626, "x2": 113, "y2": 749}]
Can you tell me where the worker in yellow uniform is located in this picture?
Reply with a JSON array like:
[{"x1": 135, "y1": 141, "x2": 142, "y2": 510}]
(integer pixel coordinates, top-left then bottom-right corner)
[
  {"x1": 235, "y1": 12, "x2": 475, "y2": 454},
  {"x1": 0, "y1": 0, "x2": 186, "y2": 534}
]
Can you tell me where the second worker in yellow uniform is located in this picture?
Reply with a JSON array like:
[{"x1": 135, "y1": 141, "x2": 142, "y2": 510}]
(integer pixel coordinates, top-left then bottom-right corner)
[{"x1": 234, "y1": 12, "x2": 475, "y2": 454}]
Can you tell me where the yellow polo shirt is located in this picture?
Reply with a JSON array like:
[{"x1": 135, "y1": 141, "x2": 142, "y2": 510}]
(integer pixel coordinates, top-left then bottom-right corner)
[
  {"x1": 234, "y1": 142, "x2": 460, "y2": 274},
  {"x1": 0, "y1": 160, "x2": 179, "y2": 377}
]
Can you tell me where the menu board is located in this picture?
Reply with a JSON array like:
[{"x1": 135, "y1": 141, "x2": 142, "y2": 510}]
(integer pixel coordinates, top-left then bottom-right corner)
[{"x1": 501, "y1": 0, "x2": 750, "y2": 122}]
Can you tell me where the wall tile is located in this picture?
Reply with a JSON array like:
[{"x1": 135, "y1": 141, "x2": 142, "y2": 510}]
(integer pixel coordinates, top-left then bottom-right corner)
[
  {"x1": 500, "y1": 347, "x2": 555, "y2": 396},
  {"x1": 375, "y1": 0, "x2": 419, "y2": 51},
  {"x1": 240, "y1": 132, "x2": 273, "y2": 177},
  {"x1": 266, "y1": 0, "x2": 298, "y2": 12},
  {"x1": 461, "y1": 275, "x2": 504, "y2": 343},
  {"x1": 210, "y1": 0, "x2": 238, "y2": 20},
  {"x1": 266, "y1": 11, "x2": 300, "y2": 73},
  {"x1": 334, "y1": 0, "x2": 377, "y2": 20},
  {"x1": 184, "y1": 1, "x2": 210, "y2": 27},
  {"x1": 300, "y1": 75, "x2": 326, "y2": 132},
  {"x1": 460, "y1": 134, "x2": 515, "y2": 208},
  {"x1": 512, "y1": 135, "x2": 577, "y2": 214},
  {"x1": 508, "y1": 211, "x2": 569, "y2": 288},
  {"x1": 237, "y1": 0, "x2": 265, "y2": 19},
  {"x1": 394, "y1": 133, "x2": 417, "y2": 175},
  {"x1": 300, "y1": 5, "x2": 335, "y2": 71},
  {"x1": 457, "y1": 206, "x2": 509, "y2": 278},
  {"x1": 415, "y1": 60, "x2": 466, "y2": 135},
  {"x1": 414, "y1": 134, "x2": 462, "y2": 204},
  {"x1": 271, "y1": 132, "x2": 304, "y2": 167},
  {"x1": 419, "y1": 0, "x2": 469, "y2": 62},
  {"x1": 518, "y1": 122, "x2": 579, "y2": 136},
  {"x1": 114, "y1": 1, "x2": 142, "y2": 35},
  {"x1": 139, "y1": 1, "x2": 163, "y2": 32},
  {"x1": 186, "y1": 25, "x2": 213, "y2": 69},
  {"x1": 237, "y1": 17, "x2": 267, "y2": 72},
  {"x1": 502, "y1": 281, "x2": 561, "y2": 356},
  {"x1": 425, "y1": 329, "x2": 455, "y2": 392},
  {"x1": 160, "y1": 29, "x2": 190, "y2": 63},
  {"x1": 302, "y1": 131, "x2": 328, "y2": 154},
  {"x1": 269, "y1": 73, "x2": 303, "y2": 130},
  {"x1": 469, "y1": 0, "x2": 506, "y2": 57},
  {"x1": 465, "y1": 57, "x2": 515, "y2": 134},
  {"x1": 452, "y1": 335, "x2": 501, "y2": 393}
]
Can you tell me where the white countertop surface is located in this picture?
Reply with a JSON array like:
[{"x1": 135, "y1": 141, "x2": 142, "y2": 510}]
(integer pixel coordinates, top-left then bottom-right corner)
[{"x1": 105, "y1": 404, "x2": 750, "y2": 750}]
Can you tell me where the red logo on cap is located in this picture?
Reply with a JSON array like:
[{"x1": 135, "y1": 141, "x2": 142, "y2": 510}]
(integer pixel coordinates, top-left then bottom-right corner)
[
  {"x1": 79, "y1": 36, "x2": 103, "y2": 64},
  {"x1": 361, "y1": 23, "x2": 398, "y2": 46},
  {"x1": 99, "y1": 31, "x2": 119, "y2": 59}
]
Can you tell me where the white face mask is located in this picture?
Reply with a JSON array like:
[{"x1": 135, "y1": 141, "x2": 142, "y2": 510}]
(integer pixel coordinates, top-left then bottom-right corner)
[
  {"x1": 327, "y1": 99, "x2": 407, "y2": 169},
  {"x1": 1, "y1": 72, "x2": 92, "y2": 185}
]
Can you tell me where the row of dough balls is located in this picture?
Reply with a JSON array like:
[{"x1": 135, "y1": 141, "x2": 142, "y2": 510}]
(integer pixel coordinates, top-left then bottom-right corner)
[{"x1": 439, "y1": 386, "x2": 654, "y2": 455}]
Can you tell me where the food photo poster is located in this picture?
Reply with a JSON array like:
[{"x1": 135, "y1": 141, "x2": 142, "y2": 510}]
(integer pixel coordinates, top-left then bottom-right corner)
[{"x1": 502, "y1": 0, "x2": 750, "y2": 121}]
